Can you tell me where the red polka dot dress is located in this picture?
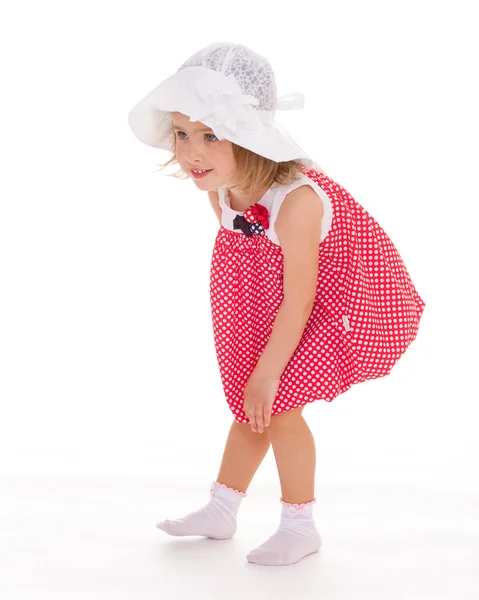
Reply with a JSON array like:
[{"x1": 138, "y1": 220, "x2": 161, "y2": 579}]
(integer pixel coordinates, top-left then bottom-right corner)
[{"x1": 209, "y1": 166, "x2": 426, "y2": 424}]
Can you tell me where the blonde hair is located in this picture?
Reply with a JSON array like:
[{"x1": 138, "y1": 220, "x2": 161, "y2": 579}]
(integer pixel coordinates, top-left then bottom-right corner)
[{"x1": 154, "y1": 121, "x2": 304, "y2": 196}]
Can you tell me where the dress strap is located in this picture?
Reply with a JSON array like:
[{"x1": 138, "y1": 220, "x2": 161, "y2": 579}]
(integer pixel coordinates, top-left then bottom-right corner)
[{"x1": 217, "y1": 186, "x2": 228, "y2": 210}]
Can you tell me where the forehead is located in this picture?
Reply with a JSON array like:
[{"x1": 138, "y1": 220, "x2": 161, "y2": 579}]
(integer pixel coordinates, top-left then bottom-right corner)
[{"x1": 170, "y1": 112, "x2": 213, "y2": 131}]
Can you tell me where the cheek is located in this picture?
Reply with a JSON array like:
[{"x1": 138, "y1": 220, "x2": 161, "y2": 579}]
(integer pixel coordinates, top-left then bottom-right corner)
[
  {"x1": 213, "y1": 150, "x2": 234, "y2": 169},
  {"x1": 221, "y1": 158, "x2": 237, "y2": 178},
  {"x1": 175, "y1": 147, "x2": 188, "y2": 165},
  {"x1": 218, "y1": 149, "x2": 236, "y2": 170}
]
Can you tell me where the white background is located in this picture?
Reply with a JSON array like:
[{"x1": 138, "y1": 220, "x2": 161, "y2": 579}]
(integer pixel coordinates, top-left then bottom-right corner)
[{"x1": 1, "y1": 0, "x2": 478, "y2": 597}]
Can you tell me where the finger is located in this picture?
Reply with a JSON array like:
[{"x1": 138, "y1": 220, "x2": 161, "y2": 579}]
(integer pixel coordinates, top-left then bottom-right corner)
[
  {"x1": 256, "y1": 412, "x2": 264, "y2": 433},
  {"x1": 247, "y1": 413, "x2": 257, "y2": 432},
  {"x1": 264, "y1": 408, "x2": 271, "y2": 428},
  {"x1": 243, "y1": 405, "x2": 253, "y2": 428}
]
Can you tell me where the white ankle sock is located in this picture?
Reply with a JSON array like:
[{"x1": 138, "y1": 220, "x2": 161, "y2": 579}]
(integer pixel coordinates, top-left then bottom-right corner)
[
  {"x1": 156, "y1": 481, "x2": 247, "y2": 540},
  {"x1": 247, "y1": 498, "x2": 322, "y2": 566}
]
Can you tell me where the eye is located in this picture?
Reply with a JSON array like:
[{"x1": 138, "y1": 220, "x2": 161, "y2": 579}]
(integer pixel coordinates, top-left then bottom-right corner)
[{"x1": 175, "y1": 131, "x2": 218, "y2": 142}]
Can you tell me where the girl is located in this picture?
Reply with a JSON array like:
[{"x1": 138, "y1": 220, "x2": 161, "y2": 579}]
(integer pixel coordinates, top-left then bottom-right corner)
[{"x1": 128, "y1": 42, "x2": 426, "y2": 567}]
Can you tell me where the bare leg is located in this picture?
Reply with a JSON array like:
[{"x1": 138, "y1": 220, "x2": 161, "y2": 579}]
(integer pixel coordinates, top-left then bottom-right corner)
[
  {"x1": 156, "y1": 419, "x2": 270, "y2": 539},
  {"x1": 266, "y1": 406, "x2": 316, "y2": 504},
  {"x1": 246, "y1": 406, "x2": 321, "y2": 566},
  {"x1": 216, "y1": 419, "x2": 271, "y2": 494}
]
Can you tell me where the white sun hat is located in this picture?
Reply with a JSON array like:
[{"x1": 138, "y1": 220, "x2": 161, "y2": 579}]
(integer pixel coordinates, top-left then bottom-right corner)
[{"x1": 128, "y1": 41, "x2": 325, "y2": 173}]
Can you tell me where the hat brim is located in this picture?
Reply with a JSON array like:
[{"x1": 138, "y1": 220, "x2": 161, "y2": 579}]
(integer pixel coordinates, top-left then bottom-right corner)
[{"x1": 128, "y1": 69, "x2": 315, "y2": 168}]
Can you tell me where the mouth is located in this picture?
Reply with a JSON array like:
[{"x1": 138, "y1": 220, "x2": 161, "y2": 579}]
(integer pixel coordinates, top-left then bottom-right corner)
[{"x1": 191, "y1": 169, "x2": 213, "y2": 179}]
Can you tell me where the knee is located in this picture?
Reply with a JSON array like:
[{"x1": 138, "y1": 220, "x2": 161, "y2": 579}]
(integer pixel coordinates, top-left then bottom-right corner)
[
  {"x1": 234, "y1": 419, "x2": 270, "y2": 441},
  {"x1": 266, "y1": 406, "x2": 304, "y2": 437}
]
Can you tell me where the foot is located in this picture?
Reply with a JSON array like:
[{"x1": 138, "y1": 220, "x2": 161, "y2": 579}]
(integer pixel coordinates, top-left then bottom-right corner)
[
  {"x1": 246, "y1": 527, "x2": 322, "y2": 566},
  {"x1": 247, "y1": 498, "x2": 321, "y2": 566},
  {"x1": 156, "y1": 481, "x2": 246, "y2": 540}
]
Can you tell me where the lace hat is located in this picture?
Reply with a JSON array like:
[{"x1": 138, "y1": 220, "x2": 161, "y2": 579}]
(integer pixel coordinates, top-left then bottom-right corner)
[{"x1": 128, "y1": 42, "x2": 325, "y2": 172}]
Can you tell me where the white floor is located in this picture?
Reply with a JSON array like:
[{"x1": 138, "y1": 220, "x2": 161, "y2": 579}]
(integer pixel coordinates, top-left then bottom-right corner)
[{"x1": 1, "y1": 476, "x2": 478, "y2": 600}]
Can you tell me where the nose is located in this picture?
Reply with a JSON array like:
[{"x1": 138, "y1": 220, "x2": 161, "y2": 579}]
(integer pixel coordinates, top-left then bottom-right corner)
[{"x1": 184, "y1": 141, "x2": 205, "y2": 164}]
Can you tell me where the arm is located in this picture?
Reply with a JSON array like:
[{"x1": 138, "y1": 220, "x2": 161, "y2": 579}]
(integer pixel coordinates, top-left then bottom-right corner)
[
  {"x1": 254, "y1": 185, "x2": 323, "y2": 379},
  {"x1": 254, "y1": 302, "x2": 314, "y2": 379},
  {"x1": 208, "y1": 190, "x2": 222, "y2": 226}
]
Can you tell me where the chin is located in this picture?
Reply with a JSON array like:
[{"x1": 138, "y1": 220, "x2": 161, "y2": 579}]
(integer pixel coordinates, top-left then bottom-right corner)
[
  {"x1": 192, "y1": 178, "x2": 216, "y2": 191},
  {"x1": 203, "y1": 183, "x2": 217, "y2": 192}
]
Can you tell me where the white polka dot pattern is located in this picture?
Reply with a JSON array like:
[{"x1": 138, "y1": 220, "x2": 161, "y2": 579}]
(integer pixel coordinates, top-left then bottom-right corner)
[{"x1": 209, "y1": 168, "x2": 426, "y2": 423}]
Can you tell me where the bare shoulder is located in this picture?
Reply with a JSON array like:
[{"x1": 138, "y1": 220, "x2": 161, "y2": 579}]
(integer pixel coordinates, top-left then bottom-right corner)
[
  {"x1": 276, "y1": 184, "x2": 324, "y2": 235},
  {"x1": 284, "y1": 184, "x2": 323, "y2": 209}
]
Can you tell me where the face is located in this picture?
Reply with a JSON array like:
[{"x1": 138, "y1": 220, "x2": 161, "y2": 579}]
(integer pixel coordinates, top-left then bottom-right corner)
[{"x1": 171, "y1": 112, "x2": 238, "y2": 191}]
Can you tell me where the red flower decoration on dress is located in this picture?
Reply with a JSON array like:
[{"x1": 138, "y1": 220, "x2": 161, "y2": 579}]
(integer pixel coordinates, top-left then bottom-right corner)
[{"x1": 244, "y1": 203, "x2": 269, "y2": 230}]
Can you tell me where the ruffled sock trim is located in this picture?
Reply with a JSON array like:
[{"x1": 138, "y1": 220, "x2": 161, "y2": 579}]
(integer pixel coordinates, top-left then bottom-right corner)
[
  {"x1": 280, "y1": 497, "x2": 316, "y2": 517},
  {"x1": 210, "y1": 481, "x2": 248, "y2": 497},
  {"x1": 280, "y1": 498, "x2": 316, "y2": 508}
]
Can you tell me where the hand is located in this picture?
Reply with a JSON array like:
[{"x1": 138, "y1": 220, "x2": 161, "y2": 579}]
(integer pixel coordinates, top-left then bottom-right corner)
[{"x1": 243, "y1": 371, "x2": 281, "y2": 433}]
